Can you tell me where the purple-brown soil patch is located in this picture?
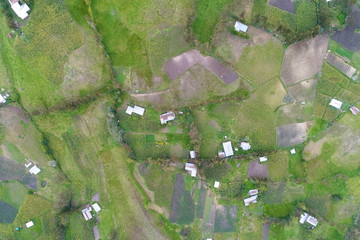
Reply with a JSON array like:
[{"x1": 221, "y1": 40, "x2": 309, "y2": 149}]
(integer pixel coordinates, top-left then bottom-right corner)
[
  {"x1": 262, "y1": 223, "x2": 270, "y2": 240},
  {"x1": 169, "y1": 174, "x2": 185, "y2": 223},
  {"x1": 91, "y1": 192, "x2": 100, "y2": 202},
  {"x1": 269, "y1": 0, "x2": 295, "y2": 14},
  {"x1": 93, "y1": 226, "x2": 100, "y2": 240},
  {"x1": 247, "y1": 161, "x2": 269, "y2": 178}
]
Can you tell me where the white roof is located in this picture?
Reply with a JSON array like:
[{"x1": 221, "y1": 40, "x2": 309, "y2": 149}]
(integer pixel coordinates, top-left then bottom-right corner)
[
  {"x1": 190, "y1": 151, "x2": 196, "y2": 159},
  {"x1": 329, "y1": 99, "x2": 342, "y2": 109},
  {"x1": 132, "y1": 105, "x2": 145, "y2": 116},
  {"x1": 240, "y1": 142, "x2": 251, "y2": 151},
  {"x1": 185, "y1": 163, "x2": 197, "y2": 177},
  {"x1": 299, "y1": 212, "x2": 309, "y2": 224},
  {"x1": 214, "y1": 181, "x2": 220, "y2": 188},
  {"x1": 0, "y1": 95, "x2": 6, "y2": 104},
  {"x1": 306, "y1": 215, "x2": 318, "y2": 227},
  {"x1": 92, "y1": 203, "x2": 101, "y2": 213},
  {"x1": 24, "y1": 162, "x2": 32, "y2": 168},
  {"x1": 125, "y1": 106, "x2": 133, "y2": 115},
  {"x1": 29, "y1": 165, "x2": 41, "y2": 175},
  {"x1": 259, "y1": 156, "x2": 268, "y2": 162},
  {"x1": 26, "y1": 221, "x2": 34, "y2": 228},
  {"x1": 222, "y1": 141, "x2": 234, "y2": 157},
  {"x1": 11, "y1": 2, "x2": 30, "y2": 20},
  {"x1": 290, "y1": 148, "x2": 296, "y2": 154},
  {"x1": 234, "y1": 21, "x2": 248, "y2": 33},
  {"x1": 82, "y1": 207, "x2": 92, "y2": 221},
  {"x1": 350, "y1": 106, "x2": 359, "y2": 115},
  {"x1": 248, "y1": 189, "x2": 258, "y2": 196},
  {"x1": 244, "y1": 195, "x2": 257, "y2": 206},
  {"x1": 160, "y1": 112, "x2": 175, "y2": 124}
]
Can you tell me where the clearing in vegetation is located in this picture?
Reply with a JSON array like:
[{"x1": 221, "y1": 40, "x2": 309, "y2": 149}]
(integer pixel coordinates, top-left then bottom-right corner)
[
  {"x1": 276, "y1": 122, "x2": 310, "y2": 147},
  {"x1": 281, "y1": 34, "x2": 329, "y2": 86}
]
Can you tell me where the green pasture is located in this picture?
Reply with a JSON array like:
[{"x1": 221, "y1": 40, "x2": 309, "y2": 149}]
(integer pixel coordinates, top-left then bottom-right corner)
[
  {"x1": 294, "y1": 0, "x2": 317, "y2": 32},
  {"x1": 251, "y1": 0, "x2": 268, "y2": 23},
  {"x1": 329, "y1": 40, "x2": 360, "y2": 70},
  {"x1": 3, "y1": 142, "x2": 26, "y2": 163},
  {"x1": 0, "y1": 181, "x2": 28, "y2": 209},
  {"x1": 266, "y1": 5, "x2": 296, "y2": 33}
]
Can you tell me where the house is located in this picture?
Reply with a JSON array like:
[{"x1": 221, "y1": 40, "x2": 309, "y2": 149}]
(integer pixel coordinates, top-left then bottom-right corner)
[
  {"x1": 125, "y1": 105, "x2": 145, "y2": 116},
  {"x1": 290, "y1": 148, "x2": 296, "y2": 154},
  {"x1": 240, "y1": 142, "x2": 251, "y2": 151},
  {"x1": 329, "y1": 99, "x2": 343, "y2": 109},
  {"x1": 8, "y1": 0, "x2": 30, "y2": 20},
  {"x1": 244, "y1": 195, "x2": 257, "y2": 206},
  {"x1": 92, "y1": 203, "x2": 101, "y2": 213},
  {"x1": 299, "y1": 212, "x2": 318, "y2": 228},
  {"x1": 214, "y1": 181, "x2": 220, "y2": 188},
  {"x1": 160, "y1": 112, "x2": 175, "y2": 124},
  {"x1": 25, "y1": 221, "x2": 34, "y2": 228},
  {"x1": 234, "y1": 21, "x2": 248, "y2": 33},
  {"x1": 222, "y1": 141, "x2": 234, "y2": 157},
  {"x1": 190, "y1": 150, "x2": 196, "y2": 159},
  {"x1": 218, "y1": 151, "x2": 226, "y2": 159},
  {"x1": 259, "y1": 156, "x2": 268, "y2": 162},
  {"x1": 82, "y1": 205, "x2": 92, "y2": 221},
  {"x1": 29, "y1": 165, "x2": 41, "y2": 175},
  {"x1": 350, "y1": 106, "x2": 359, "y2": 115},
  {"x1": 248, "y1": 189, "x2": 258, "y2": 196},
  {"x1": 185, "y1": 163, "x2": 197, "y2": 177},
  {"x1": 0, "y1": 95, "x2": 6, "y2": 104}
]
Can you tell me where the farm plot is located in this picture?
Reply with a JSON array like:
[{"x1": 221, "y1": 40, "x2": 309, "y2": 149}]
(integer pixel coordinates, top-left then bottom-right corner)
[
  {"x1": 326, "y1": 52, "x2": 358, "y2": 79},
  {"x1": 214, "y1": 205, "x2": 238, "y2": 233},
  {"x1": 0, "y1": 181, "x2": 28, "y2": 209},
  {"x1": 247, "y1": 161, "x2": 269, "y2": 178},
  {"x1": 281, "y1": 34, "x2": 329, "y2": 86},
  {"x1": 267, "y1": 151, "x2": 289, "y2": 181},
  {"x1": 287, "y1": 78, "x2": 318, "y2": 101},
  {"x1": 276, "y1": 103, "x2": 314, "y2": 126},
  {"x1": 0, "y1": 201, "x2": 18, "y2": 223},
  {"x1": 213, "y1": 31, "x2": 249, "y2": 64},
  {"x1": 276, "y1": 122, "x2": 310, "y2": 147},
  {"x1": 262, "y1": 182, "x2": 286, "y2": 204},
  {"x1": 269, "y1": 0, "x2": 295, "y2": 14}
]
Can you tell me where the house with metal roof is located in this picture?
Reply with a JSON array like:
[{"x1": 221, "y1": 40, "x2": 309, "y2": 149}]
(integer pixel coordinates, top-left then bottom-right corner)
[
  {"x1": 329, "y1": 99, "x2": 343, "y2": 109},
  {"x1": 234, "y1": 21, "x2": 248, "y2": 33},
  {"x1": 160, "y1": 112, "x2": 175, "y2": 124},
  {"x1": 222, "y1": 141, "x2": 234, "y2": 157},
  {"x1": 185, "y1": 163, "x2": 197, "y2": 177}
]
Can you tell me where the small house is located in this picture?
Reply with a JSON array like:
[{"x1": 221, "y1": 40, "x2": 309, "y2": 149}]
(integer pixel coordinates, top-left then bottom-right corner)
[
  {"x1": 244, "y1": 195, "x2": 257, "y2": 206},
  {"x1": 8, "y1": 0, "x2": 30, "y2": 20},
  {"x1": 218, "y1": 151, "x2": 226, "y2": 159},
  {"x1": 240, "y1": 142, "x2": 251, "y2": 151},
  {"x1": 126, "y1": 105, "x2": 145, "y2": 116},
  {"x1": 299, "y1": 212, "x2": 318, "y2": 228},
  {"x1": 185, "y1": 163, "x2": 197, "y2": 177},
  {"x1": 214, "y1": 181, "x2": 220, "y2": 188},
  {"x1": 29, "y1": 165, "x2": 41, "y2": 175},
  {"x1": 222, "y1": 141, "x2": 234, "y2": 157},
  {"x1": 259, "y1": 156, "x2": 267, "y2": 162},
  {"x1": 248, "y1": 189, "x2": 258, "y2": 196},
  {"x1": 350, "y1": 106, "x2": 359, "y2": 115},
  {"x1": 160, "y1": 112, "x2": 175, "y2": 124},
  {"x1": 92, "y1": 203, "x2": 101, "y2": 213},
  {"x1": 190, "y1": 151, "x2": 196, "y2": 159},
  {"x1": 25, "y1": 221, "x2": 34, "y2": 228},
  {"x1": 329, "y1": 99, "x2": 343, "y2": 109},
  {"x1": 82, "y1": 205, "x2": 92, "y2": 221},
  {"x1": 234, "y1": 21, "x2": 248, "y2": 33},
  {"x1": 0, "y1": 95, "x2": 6, "y2": 104},
  {"x1": 290, "y1": 148, "x2": 296, "y2": 155}
]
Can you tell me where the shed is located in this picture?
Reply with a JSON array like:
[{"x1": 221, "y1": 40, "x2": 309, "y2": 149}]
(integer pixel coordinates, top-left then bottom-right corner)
[
  {"x1": 306, "y1": 215, "x2": 318, "y2": 227},
  {"x1": 92, "y1": 203, "x2": 101, "y2": 213},
  {"x1": 29, "y1": 165, "x2": 41, "y2": 175},
  {"x1": 329, "y1": 99, "x2": 343, "y2": 109},
  {"x1": 10, "y1": 1, "x2": 30, "y2": 20},
  {"x1": 125, "y1": 106, "x2": 133, "y2": 115},
  {"x1": 132, "y1": 105, "x2": 145, "y2": 116},
  {"x1": 259, "y1": 156, "x2": 268, "y2": 162},
  {"x1": 290, "y1": 148, "x2": 296, "y2": 154},
  {"x1": 240, "y1": 142, "x2": 251, "y2": 151},
  {"x1": 350, "y1": 106, "x2": 359, "y2": 115},
  {"x1": 0, "y1": 95, "x2": 6, "y2": 104},
  {"x1": 234, "y1": 21, "x2": 248, "y2": 33},
  {"x1": 248, "y1": 189, "x2": 258, "y2": 196},
  {"x1": 244, "y1": 195, "x2": 257, "y2": 206},
  {"x1": 218, "y1": 151, "x2": 226, "y2": 159},
  {"x1": 222, "y1": 141, "x2": 234, "y2": 157},
  {"x1": 160, "y1": 112, "x2": 175, "y2": 124},
  {"x1": 185, "y1": 163, "x2": 197, "y2": 177},
  {"x1": 214, "y1": 181, "x2": 220, "y2": 188},
  {"x1": 25, "y1": 221, "x2": 34, "y2": 228},
  {"x1": 299, "y1": 212, "x2": 309, "y2": 224},
  {"x1": 190, "y1": 150, "x2": 196, "y2": 159},
  {"x1": 82, "y1": 205, "x2": 92, "y2": 221}
]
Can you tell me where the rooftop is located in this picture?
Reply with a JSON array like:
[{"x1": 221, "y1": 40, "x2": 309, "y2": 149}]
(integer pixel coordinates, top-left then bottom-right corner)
[
  {"x1": 214, "y1": 181, "x2": 220, "y2": 188},
  {"x1": 190, "y1": 150, "x2": 196, "y2": 159},
  {"x1": 240, "y1": 142, "x2": 251, "y2": 151},
  {"x1": 223, "y1": 141, "x2": 234, "y2": 157},
  {"x1": 248, "y1": 189, "x2": 258, "y2": 196},
  {"x1": 350, "y1": 106, "x2": 359, "y2": 115},
  {"x1": 234, "y1": 21, "x2": 248, "y2": 33},
  {"x1": 29, "y1": 165, "x2": 41, "y2": 175},
  {"x1": 185, "y1": 163, "x2": 197, "y2": 177},
  {"x1": 92, "y1": 203, "x2": 101, "y2": 213},
  {"x1": 244, "y1": 195, "x2": 257, "y2": 206},
  {"x1": 82, "y1": 206, "x2": 92, "y2": 221},
  {"x1": 26, "y1": 221, "x2": 34, "y2": 228},
  {"x1": 259, "y1": 156, "x2": 268, "y2": 162},
  {"x1": 329, "y1": 99, "x2": 343, "y2": 109},
  {"x1": 160, "y1": 112, "x2": 175, "y2": 124}
]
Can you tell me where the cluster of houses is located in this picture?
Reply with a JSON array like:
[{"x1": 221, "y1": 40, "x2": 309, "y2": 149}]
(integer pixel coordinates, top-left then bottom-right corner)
[
  {"x1": 329, "y1": 98, "x2": 359, "y2": 115},
  {"x1": 125, "y1": 105, "x2": 177, "y2": 125},
  {"x1": 81, "y1": 203, "x2": 101, "y2": 221},
  {"x1": 8, "y1": 0, "x2": 30, "y2": 20},
  {"x1": 299, "y1": 212, "x2": 318, "y2": 229},
  {"x1": 25, "y1": 161, "x2": 41, "y2": 175}
]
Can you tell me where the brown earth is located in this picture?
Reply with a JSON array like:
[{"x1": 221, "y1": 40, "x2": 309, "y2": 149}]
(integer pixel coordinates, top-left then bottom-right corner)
[
  {"x1": 247, "y1": 161, "x2": 269, "y2": 178},
  {"x1": 276, "y1": 122, "x2": 311, "y2": 147}
]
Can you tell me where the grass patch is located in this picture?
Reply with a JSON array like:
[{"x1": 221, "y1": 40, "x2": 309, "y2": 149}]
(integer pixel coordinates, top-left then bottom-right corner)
[
  {"x1": 3, "y1": 142, "x2": 26, "y2": 164},
  {"x1": 295, "y1": 0, "x2": 317, "y2": 32},
  {"x1": 268, "y1": 151, "x2": 289, "y2": 181},
  {"x1": 251, "y1": 0, "x2": 268, "y2": 23},
  {"x1": 263, "y1": 202, "x2": 294, "y2": 218},
  {"x1": 0, "y1": 181, "x2": 28, "y2": 209}
]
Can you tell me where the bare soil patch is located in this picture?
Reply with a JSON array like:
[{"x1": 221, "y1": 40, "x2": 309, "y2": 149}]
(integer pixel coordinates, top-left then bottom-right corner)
[
  {"x1": 169, "y1": 174, "x2": 185, "y2": 222},
  {"x1": 209, "y1": 120, "x2": 221, "y2": 130},
  {"x1": 287, "y1": 79, "x2": 318, "y2": 101},
  {"x1": 326, "y1": 52, "x2": 358, "y2": 79},
  {"x1": 269, "y1": 0, "x2": 295, "y2": 13},
  {"x1": 276, "y1": 122, "x2": 311, "y2": 147},
  {"x1": 91, "y1": 192, "x2": 100, "y2": 202},
  {"x1": 262, "y1": 223, "x2": 270, "y2": 240},
  {"x1": 213, "y1": 31, "x2": 248, "y2": 64},
  {"x1": 247, "y1": 27, "x2": 272, "y2": 45},
  {"x1": 281, "y1": 34, "x2": 329, "y2": 86},
  {"x1": 247, "y1": 161, "x2": 269, "y2": 178}
]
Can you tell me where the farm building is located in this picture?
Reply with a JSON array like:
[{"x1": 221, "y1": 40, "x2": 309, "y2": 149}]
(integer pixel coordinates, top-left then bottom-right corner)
[
  {"x1": 234, "y1": 21, "x2": 248, "y2": 33},
  {"x1": 82, "y1": 205, "x2": 92, "y2": 221},
  {"x1": 25, "y1": 221, "x2": 34, "y2": 228},
  {"x1": 214, "y1": 181, "x2": 220, "y2": 188},
  {"x1": 240, "y1": 142, "x2": 251, "y2": 151},
  {"x1": 92, "y1": 203, "x2": 101, "y2": 213},
  {"x1": 329, "y1": 99, "x2": 343, "y2": 109},
  {"x1": 160, "y1": 112, "x2": 175, "y2": 124},
  {"x1": 350, "y1": 106, "x2": 359, "y2": 115},
  {"x1": 222, "y1": 141, "x2": 234, "y2": 157},
  {"x1": 0, "y1": 95, "x2": 6, "y2": 104},
  {"x1": 299, "y1": 212, "x2": 318, "y2": 228},
  {"x1": 244, "y1": 195, "x2": 257, "y2": 206},
  {"x1": 185, "y1": 163, "x2": 197, "y2": 177},
  {"x1": 290, "y1": 148, "x2": 296, "y2": 154},
  {"x1": 29, "y1": 165, "x2": 41, "y2": 175},
  {"x1": 8, "y1": 0, "x2": 30, "y2": 20},
  {"x1": 248, "y1": 189, "x2": 258, "y2": 196},
  {"x1": 190, "y1": 150, "x2": 196, "y2": 159},
  {"x1": 125, "y1": 105, "x2": 145, "y2": 116},
  {"x1": 259, "y1": 156, "x2": 268, "y2": 162}
]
